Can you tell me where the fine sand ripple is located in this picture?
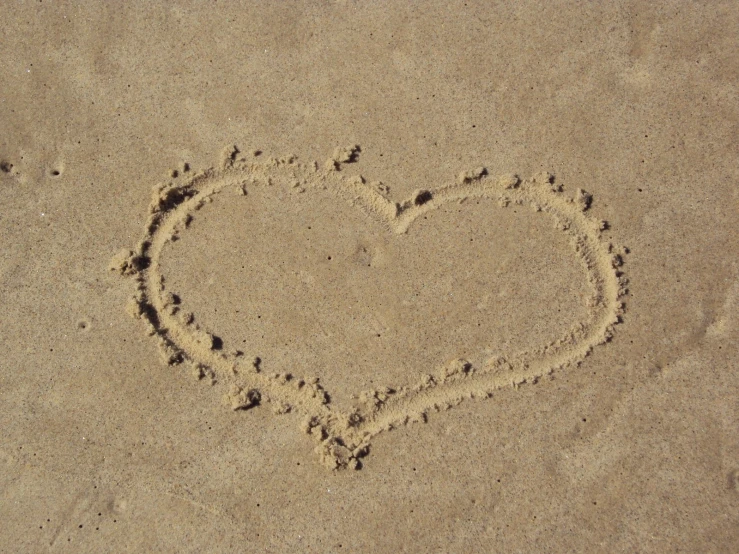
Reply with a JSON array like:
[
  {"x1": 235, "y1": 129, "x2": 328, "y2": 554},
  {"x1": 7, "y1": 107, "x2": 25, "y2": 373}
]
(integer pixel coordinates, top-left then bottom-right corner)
[{"x1": 110, "y1": 145, "x2": 628, "y2": 469}]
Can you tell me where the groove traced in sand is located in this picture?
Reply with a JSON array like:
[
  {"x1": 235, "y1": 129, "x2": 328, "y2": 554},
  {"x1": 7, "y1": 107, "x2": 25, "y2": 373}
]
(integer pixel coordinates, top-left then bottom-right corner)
[{"x1": 111, "y1": 145, "x2": 627, "y2": 469}]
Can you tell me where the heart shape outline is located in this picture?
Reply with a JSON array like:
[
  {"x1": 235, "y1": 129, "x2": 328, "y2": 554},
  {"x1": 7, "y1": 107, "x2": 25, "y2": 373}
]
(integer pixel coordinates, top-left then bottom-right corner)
[{"x1": 111, "y1": 145, "x2": 627, "y2": 469}]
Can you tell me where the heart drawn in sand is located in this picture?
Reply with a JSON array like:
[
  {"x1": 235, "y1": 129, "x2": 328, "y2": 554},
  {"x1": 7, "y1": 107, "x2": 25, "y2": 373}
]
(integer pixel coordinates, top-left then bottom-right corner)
[{"x1": 111, "y1": 145, "x2": 627, "y2": 469}]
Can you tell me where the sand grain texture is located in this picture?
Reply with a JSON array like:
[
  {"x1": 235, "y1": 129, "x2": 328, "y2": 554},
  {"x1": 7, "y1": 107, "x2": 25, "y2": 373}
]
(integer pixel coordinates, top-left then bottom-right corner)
[{"x1": 1, "y1": 1, "x2": 738, "y2": 552}]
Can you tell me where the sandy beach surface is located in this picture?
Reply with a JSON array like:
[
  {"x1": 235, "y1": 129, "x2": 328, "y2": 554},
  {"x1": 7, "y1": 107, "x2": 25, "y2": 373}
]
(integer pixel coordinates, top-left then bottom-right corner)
[{"x1": 1, "y1": 1, "x2": 737, "y2": 552}]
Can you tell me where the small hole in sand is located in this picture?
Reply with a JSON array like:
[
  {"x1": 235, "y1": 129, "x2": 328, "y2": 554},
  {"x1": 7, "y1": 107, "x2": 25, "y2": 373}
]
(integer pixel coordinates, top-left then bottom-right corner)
[
  {"x1": 50, "y1": 169, "x2": 60, "y2": 176},
  {"x1": 77, "y1": 320, "x2": 89, "y2": 331},
  {"x1": 414, "y1": 190, "x2": 433, "y2": 206}
]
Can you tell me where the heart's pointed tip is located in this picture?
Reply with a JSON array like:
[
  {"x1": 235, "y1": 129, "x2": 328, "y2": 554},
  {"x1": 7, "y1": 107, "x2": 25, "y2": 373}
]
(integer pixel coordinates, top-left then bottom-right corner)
[{"x1": 314, "y1": 434, "x2": 368, "y2": 471}]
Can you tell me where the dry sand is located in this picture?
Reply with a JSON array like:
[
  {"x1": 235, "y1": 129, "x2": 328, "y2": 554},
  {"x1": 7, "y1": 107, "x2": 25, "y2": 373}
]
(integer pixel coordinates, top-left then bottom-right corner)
[{"x1": 1, "y1": 1, "x2": 737, "y2": 552}]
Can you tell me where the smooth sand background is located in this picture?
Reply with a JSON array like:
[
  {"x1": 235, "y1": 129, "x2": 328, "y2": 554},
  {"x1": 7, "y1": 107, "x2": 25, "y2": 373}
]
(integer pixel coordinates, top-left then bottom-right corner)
[{"x1": 1, "y1": 1, "x2": 737, "y2": 552}]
